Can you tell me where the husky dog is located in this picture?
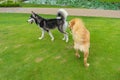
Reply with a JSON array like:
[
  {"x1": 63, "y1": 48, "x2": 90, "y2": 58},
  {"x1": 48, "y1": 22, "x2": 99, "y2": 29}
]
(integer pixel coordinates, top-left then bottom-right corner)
[{"x1": 27, "y1": 9, "x2": 69, "y2": 42}]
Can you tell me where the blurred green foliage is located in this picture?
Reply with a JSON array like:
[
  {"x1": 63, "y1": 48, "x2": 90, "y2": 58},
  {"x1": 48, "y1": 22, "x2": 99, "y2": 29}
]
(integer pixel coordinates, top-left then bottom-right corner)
[
  {"x1": 0, "y1": 0, "x2": 20, "y2": 7},
  {"x1": 56, "y1": 0, "x2": 120, "y2": 10}
]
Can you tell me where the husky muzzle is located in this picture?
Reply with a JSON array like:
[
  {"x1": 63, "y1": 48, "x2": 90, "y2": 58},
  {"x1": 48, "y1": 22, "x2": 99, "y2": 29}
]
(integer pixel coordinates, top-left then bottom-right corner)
[{"x1": 27, "y1": 18, "x2": 34, "y2": 24}]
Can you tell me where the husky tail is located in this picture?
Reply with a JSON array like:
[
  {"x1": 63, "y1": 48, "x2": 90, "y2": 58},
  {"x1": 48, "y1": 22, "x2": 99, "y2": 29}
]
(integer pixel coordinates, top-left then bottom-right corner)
[
  {"x1": 57, "y1": 9, "x2": 68, "y2": 20},
  {"x1": 57, "y1": 9, "x2": 69, "y2": 42}
]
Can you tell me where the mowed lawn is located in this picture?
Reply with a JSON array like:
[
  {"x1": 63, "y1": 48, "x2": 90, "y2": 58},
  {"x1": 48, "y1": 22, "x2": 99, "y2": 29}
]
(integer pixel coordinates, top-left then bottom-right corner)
[{"x1": 0, "y1": 13, "x2": 120, "y2": 80}]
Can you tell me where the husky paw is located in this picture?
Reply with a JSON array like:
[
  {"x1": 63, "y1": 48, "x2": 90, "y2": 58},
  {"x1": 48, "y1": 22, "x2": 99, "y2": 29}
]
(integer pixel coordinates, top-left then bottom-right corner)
[
  {"x1": 62, "y1": 37, "x2": 65, "y2": 40},
  {"x1": 51, "y1": 38, "x2": 54, "y2": 41},
  {"x1": 38, "y1": 37, "x2": 43, "y2": 40},
  {"x1": 65, "y1": 39, "x2": 69, "y2": 43}
]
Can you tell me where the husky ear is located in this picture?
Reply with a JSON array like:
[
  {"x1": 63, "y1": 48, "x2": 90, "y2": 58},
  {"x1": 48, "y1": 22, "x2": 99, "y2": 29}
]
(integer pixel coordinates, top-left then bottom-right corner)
[
  {"x1": 31, "y1": 11, "x2": 36, "y2": 17},
  {"x1": 31, "y1": 11, "x2": 35, "y2": 14}
]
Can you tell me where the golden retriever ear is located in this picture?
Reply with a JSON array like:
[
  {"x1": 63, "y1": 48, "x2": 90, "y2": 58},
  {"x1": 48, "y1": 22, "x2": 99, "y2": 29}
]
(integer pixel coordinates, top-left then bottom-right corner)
[{"x1": 69, "y1": 20, "x2": 75, "y2": 29}]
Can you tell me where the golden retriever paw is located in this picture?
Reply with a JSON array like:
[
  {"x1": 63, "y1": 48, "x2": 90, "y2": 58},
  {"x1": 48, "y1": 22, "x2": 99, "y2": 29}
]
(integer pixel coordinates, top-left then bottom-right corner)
[
  {"x1": 85, "y1": 63, "x2": 90, "y2": 67},
  {"x1": 75, "y1": 53, "x2": 80, "y2": 58}
]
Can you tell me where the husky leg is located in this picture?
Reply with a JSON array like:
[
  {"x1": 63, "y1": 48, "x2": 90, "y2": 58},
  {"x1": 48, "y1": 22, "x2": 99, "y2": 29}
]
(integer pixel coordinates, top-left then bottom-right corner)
[
  {"x1": 62, "y1": 33, "x2": 69, "y2": 42},
  {"x1": 64, "y1": 33, "x2": 68, "y2": 42},
  {"x1": 63, "y1": 21, "x2": 69, "y2": 42},
  {"x1": 39, "y1": 28, "x2": 45, "y2": 40},
  {"x1": 62, "y1": 31, "x2": 68, "y2": 42},
  {"x1": 48, "y1": 31, "x2": 54, "y2": 41},
  {"x1": 62, "y1": 34, "x2": 66, "y2": 40},
  {"x1": 61, "y1": 30, "x2": 68, "y2": 42},
  {"x1": 62, "y1": 34, "x2": 65, "y2": 40},
  {"x1": 58, "y1": 26, "x2": 69, "y2": 42}
]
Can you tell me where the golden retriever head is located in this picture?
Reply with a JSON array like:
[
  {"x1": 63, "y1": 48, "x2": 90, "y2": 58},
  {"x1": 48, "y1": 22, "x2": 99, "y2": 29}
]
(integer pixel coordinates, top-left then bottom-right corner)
[
  {"x1": 69, "y1": 18, "x2": 81, "y2": 30},
  {"x1": 69, "y1": 18, "x2": 84, "y2": 31},
  {"x1": 69, "y1": 19, "x2": 76, "y2": 30}
]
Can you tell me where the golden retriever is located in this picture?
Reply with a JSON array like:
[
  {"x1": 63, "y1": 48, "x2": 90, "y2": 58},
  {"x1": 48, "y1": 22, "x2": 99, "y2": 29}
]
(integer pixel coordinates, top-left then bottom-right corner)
[{"x1": 69, "y1": 18, "x2": 90, "y2": 67}]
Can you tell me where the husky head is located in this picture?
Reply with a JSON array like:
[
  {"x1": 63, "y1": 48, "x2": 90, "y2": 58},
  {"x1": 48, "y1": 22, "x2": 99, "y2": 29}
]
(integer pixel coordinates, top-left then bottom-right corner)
[
  {"x1": 27, "y1": 11, "x2": 43, "y2": 24},
  {"x1": 27, "y1": 11, "x2": 37, "y2": 24}
]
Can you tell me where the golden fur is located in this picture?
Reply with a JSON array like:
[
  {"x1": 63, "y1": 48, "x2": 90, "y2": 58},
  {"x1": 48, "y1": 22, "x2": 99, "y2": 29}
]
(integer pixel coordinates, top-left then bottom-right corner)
[{"x1": 69, "y1": 18, "x2": 90, "y2": 67}]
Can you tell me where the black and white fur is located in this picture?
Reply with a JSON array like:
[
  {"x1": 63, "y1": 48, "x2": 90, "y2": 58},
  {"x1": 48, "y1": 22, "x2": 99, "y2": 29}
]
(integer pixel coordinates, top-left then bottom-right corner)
[{"x1": 27, "y1": 9, "x2": 69, "y2": 42}]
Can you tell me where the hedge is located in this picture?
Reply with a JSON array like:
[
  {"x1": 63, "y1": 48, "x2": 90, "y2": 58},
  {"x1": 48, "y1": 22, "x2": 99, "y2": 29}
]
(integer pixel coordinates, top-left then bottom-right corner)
[
  {"x1": 0, "y1": 3, "x2": 20, "y2": 7},
  {"x1": 0, "y1": 0, "x2": 20, "y2": 7},
  {"x1": 57, "y1": 0, "x2": 120, "y2": 10}
]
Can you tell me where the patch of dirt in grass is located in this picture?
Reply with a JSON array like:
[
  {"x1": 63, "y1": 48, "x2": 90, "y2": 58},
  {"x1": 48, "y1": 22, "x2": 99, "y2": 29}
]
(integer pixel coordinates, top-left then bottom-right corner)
[
  {"x1": 14, "y1": 44, "x2": 22, "y2": 48},
  {"x1": 0, "y1": 58, "x2": 3, "y2": 64},
  {"x1": 66, "y1": 45, "x2": 73, "y2": 49},
  {"x1": 60, "y1": 59, "x2": 67, "y2": 64},
  {"x1": 118, "y1": 68, "x2": 120, "y2": 72},
  {"x1": 24, "y1": 56, "x2": 31, "y2": 62},
  {"x1": 1, "y1": 46, "x2": 8, "y2": 53},
  {"x1": 35, "y1": 57, "x2": 44, "y2": 63},
  {"x1": 54, "y1": 55, "x2": 61, "y2": 60},
  {"x1": 107, "y1": 58, "x2": 113, "y2": 61}
]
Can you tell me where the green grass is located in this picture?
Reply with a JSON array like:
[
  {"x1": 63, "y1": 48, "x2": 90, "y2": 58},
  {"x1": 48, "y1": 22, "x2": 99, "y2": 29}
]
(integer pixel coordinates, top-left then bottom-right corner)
[{"x1": 0, "y1": 13, "x2": 120, "y2": 80}]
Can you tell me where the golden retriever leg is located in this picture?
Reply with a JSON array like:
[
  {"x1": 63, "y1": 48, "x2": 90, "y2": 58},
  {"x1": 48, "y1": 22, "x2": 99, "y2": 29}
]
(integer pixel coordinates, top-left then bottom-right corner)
[
  {"x1": 75, "y1": 49, "x2": 80, "y2": 58},
  {"x1": 84, "y1": 51, "x2": 89, "y2": 67}
]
